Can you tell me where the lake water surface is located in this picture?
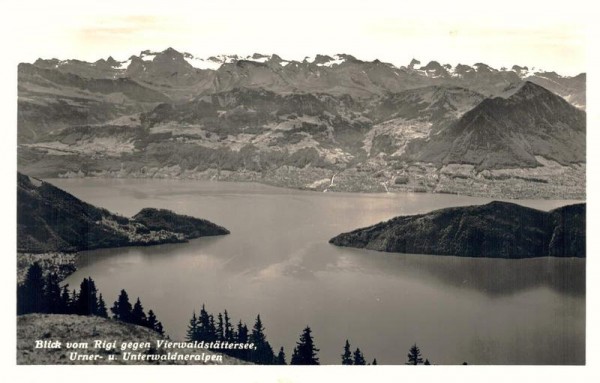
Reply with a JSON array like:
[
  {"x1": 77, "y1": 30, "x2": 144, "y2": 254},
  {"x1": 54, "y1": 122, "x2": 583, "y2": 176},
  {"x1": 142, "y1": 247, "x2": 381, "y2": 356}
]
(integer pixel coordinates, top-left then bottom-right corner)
[{"x1": 54, "y1": 179, "x2": 585, "y2": 365}]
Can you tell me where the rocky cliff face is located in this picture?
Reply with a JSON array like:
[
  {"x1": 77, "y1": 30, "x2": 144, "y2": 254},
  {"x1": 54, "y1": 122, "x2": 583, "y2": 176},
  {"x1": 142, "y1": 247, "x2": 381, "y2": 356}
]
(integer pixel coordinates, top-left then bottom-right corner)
[
  {"x1": 329, "y1": 201, "x2": 585, "y2": 259},
  {"x1": 17, "y1": 172, "x2": 229, "y2": 253}
]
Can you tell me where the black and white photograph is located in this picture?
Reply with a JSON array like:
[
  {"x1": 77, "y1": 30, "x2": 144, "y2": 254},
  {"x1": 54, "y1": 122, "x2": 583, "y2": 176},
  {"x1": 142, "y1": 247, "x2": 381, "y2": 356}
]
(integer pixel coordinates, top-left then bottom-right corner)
[{"x1": 3, "y1": 0, "x2": 599, "y2": 381}]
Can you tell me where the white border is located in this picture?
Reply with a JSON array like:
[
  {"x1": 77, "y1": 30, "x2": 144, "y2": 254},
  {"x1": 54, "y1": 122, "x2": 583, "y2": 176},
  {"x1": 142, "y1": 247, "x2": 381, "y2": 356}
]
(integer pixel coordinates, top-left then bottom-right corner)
[{"x1": 1, "y1": 1, "x2": 598, "y2": 381}]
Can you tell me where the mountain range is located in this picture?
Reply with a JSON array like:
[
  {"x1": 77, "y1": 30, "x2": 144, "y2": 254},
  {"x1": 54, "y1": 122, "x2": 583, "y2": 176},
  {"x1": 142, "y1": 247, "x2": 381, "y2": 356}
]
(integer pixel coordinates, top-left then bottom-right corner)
[{"x1": 18, "y1": 48, "x2": 586, "y2": 199}]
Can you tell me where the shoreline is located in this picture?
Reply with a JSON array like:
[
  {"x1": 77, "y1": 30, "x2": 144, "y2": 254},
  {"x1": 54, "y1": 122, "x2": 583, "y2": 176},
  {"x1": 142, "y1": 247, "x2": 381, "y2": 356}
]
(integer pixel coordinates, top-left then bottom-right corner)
[{"x1": 37, "y1": 169, "x2": 587, "y2": 201}]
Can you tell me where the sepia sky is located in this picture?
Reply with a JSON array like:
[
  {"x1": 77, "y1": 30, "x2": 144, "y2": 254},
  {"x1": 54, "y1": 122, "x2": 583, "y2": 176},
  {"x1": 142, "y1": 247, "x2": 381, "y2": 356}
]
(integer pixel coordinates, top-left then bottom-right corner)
[{"x1": 3, "y1": 0, "x2": 589, "y2": 75}]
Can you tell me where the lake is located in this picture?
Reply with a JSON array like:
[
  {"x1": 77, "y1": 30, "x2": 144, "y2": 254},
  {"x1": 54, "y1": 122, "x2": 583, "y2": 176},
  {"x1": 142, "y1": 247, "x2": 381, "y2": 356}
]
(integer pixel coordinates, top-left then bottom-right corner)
[{"x1": 54, "y1": 178, "x2": 585, "y2": 365}]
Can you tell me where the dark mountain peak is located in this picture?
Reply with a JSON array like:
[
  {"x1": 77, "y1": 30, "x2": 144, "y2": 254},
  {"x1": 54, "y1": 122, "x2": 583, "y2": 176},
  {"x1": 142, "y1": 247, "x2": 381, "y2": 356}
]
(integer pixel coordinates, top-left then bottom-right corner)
[
  {"x1": 454, "y1": 64, "x2": 474, "y2": 74},
  {"x1": 33, "y1": 58, "x2": 59, "y2": 68},
  {"x1": 408, "y1": 58, "x2": 421, "y2": 69},
  {"x1": 155, "y1": 47, "x2": 187, "y2": 62},
  {"x1": 512, "y1": 65, "x2": 528, "y2": 72},
  {"x1": 509, "y1": 81, "x2": 554, "y2": 100},
  {"x1": 336, "y1": 54, "x2": 359, "y2": 63},
  {"x1": 93, "y1": 56, "x2": 119, "y2": 69},
  {"x1": 162, "y1": 47, "x2": 181, "y2": 55},
  {"x1": 313, "y1": 54, "x2": 334, "y2": 65},
  {"x1": 473, "y1": 63, "x2": 493, "y2": 72},
  {"x1": 422, "y1": 61, "x2": 444, "y2": 71}
]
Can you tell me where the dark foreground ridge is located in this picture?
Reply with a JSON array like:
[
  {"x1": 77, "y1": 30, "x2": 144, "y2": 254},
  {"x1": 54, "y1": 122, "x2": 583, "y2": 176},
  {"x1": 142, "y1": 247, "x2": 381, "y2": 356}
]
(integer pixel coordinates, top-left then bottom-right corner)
[
  {"x1": 17, "y1": 172, "x2": 229, "y2": 253},
  {"x1": 329, "y1": 201, "x2": 585, "y2": 258}
]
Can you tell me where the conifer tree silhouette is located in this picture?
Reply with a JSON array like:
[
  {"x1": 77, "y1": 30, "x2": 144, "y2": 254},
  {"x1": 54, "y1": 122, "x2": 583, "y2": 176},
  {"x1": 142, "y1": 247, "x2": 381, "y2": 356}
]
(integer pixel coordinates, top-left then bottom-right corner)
[
  {"x1": 353, "y1": 348, "x2": 366, "y2": 365},
  {"x1": 75, "y1": 277, "x2": 99, "y2": 315},
  {"x1": 59, "y1": 284, "x2": 71, "y2": 314},
  {"x1": 131, "y1": 298, "x2": 147, "y2": 326},
  {"x1": 43, "y1": 273, "x2": 62, "y2": 314},
  {"x1": 290, "y1": 326, "x2": 319, "y2": 365},
  {"x1": 341, "y1": 340, "x2": 353, "y2": 365},
  {"x1": 186, "y1": 311, "x2": 198, "y2": 341},
  {"x1": 155, "y1": 321, "x2": 164, "y2": 335},
  {"x1": 216, "y1": 312, "x2": 225, "y2": 341},
  {"x1": 17, "y1": 262, "x2": 45, "y2": 314},
  {"x1": 406, "y1": 343, "x2": 424, "y2": 365},
  {"x1": 224, "y1": 310, "x2": 234, "y2": 342},
  {"x1": 147, "y1": 310, "x2": 159, "y2": 332},
  {"x1": 276, "y1": 347, "x2": 287, "y2": 365},
  {"x1": 97, "y1": 294, "x2": 108, "y2": 318},
  {"x1": 250, "y1": 315, "x2": 275, "y2": 364},
  {"x1": 111, "y1": 289, "x2": 132, "y2": 322}
]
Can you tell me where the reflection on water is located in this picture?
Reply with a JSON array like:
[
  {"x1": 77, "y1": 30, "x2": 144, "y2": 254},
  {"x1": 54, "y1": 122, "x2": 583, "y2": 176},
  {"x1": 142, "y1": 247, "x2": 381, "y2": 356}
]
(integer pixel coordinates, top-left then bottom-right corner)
[
  {"x1": 54, "y1": 179, "x2": 585, "y2": 365},
  {"x1": 337, "y1": 248, "x2": 585, "y2": 297}
]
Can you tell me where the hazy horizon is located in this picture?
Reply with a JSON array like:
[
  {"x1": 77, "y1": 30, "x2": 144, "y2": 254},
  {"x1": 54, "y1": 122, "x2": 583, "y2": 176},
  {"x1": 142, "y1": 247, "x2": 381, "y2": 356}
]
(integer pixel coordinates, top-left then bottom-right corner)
[{"x1": 5, "y1": 0, "x2": 587, "y2": 76}]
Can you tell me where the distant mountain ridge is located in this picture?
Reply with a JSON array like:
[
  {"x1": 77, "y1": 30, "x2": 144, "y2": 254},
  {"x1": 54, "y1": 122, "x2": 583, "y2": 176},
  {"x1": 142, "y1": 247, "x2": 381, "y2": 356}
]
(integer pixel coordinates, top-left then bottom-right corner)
[
  {"x1": 329, "y1": 201, "x2": 585, "y2": 259},
  {"x1": 28, "y1": 48, "x2": 585, "y2": 105},
  {"x1": 18, "y1": 48, "x2": 586, "y2": 199}
]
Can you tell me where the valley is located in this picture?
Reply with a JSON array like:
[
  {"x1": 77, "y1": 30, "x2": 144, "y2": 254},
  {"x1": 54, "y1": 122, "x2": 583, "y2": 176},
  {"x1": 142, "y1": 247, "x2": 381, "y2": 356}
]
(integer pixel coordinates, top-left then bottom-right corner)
[{"x1": 17, "y1": 48, "x2": 587, "y2": 200}]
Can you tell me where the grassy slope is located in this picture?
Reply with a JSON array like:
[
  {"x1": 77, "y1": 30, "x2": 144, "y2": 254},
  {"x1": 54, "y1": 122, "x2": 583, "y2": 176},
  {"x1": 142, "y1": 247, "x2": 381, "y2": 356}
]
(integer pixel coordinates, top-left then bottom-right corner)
[{"x1": 17, "y1": 314, "x2": 249, "y2": 365}]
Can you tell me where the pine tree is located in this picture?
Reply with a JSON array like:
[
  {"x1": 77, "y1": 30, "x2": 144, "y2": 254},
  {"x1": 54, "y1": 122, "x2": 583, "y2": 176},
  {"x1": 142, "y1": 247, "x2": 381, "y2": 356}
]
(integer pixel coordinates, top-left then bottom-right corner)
[
  {"x1": 75, "y1": 277, "x2": 99, "y2": 316},
  {"x1": 236, "y1": 321, "x2": 248, "y2": 343},
  {"x1": 224, "y1": 310, "x2": 234, "y2": 342},
  {"x1": 71, "y1": 289, "x2": 78, "y2": 312},
  {"x1": 198, "y1": 304, "x2": 211, "y2": 341},
  {"x1": 276, "y1": 347, "x2": 286, "y2": 365},
  {"x1": 406, "y1": 343, "x2": 424, "y2": 365},
  {"x1": 341, "y1": 339, "x2": 353, "y2": 365},
  {"x1": 235, "y1": 320, "x2": 249, "y2": 361},
  {"x1": 59, "y1": 284, "x2": 71, "y2": 314},
  {"x1": 43, "y1": 273, "x2": 62, "y2": 314},
  {"x1": 96, "y1": 294, "x2": 108, "y2": 318},
  {"x1": 17, "y1": 262, "x2": 45, "y2": 314},
  {"x1": 131, "y1": 298, "x2": 147, "y2": 326},
  {"x1": 250, "y1": 315, "x2": 274, "y2": 364},
  {"x1": 155, "y1": 321, "x2": 164, "y2": 335},
  {"x1": 353, "y1": 348, "x2": 366, "y2": 365},
  {"x1": 111, "y1": 289, "x2": 132, "y2": 322},
  {"x1": 216, "y1": 313, "x2": 224, "y2": 341},
  {"x1": 147, "y1": 310, "x2": 158, "y2": 332},
  {"x1": 186, "y1": 311, "x2": 199, "y2": 341},
  {"x1": 208, "y1": 314, "x2": 217, "y2": 341},
  {"x1": 424, "y1": 359, "x2": 431, "y2": 365},
  {"x1": 250, "y1": 315, "x2": 266, "y2": 345},
  {"x1": 290, "y1": 326, "x2": 319, "y2": 365},
  {"x1": 372, "y1": 358, "x2": 378, "y2": 365}
]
